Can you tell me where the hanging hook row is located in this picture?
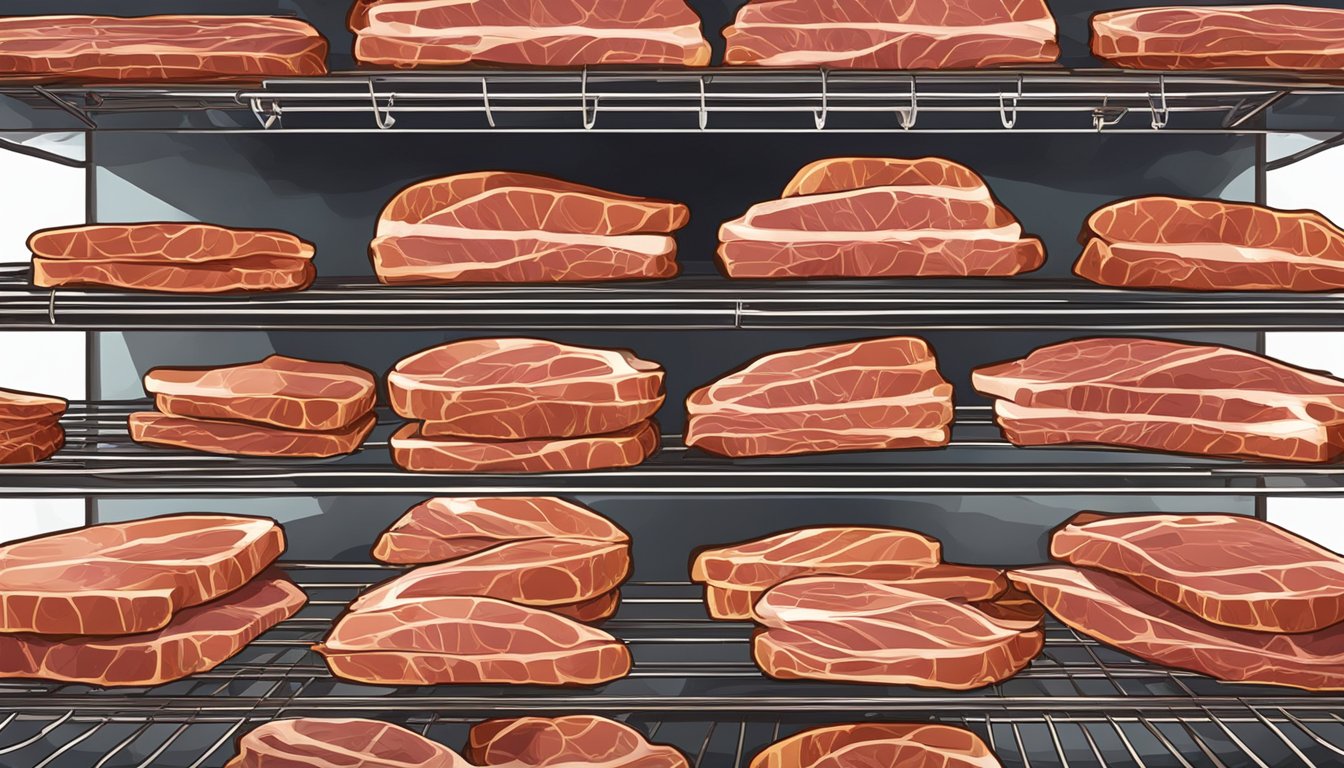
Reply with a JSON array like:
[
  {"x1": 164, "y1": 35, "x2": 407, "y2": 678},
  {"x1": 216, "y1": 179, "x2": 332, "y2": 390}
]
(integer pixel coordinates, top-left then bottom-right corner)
[
  {"x1": 1148, "y1": 74, "x2": 1170, "y2": 130},
  {"x1": 897, "y1": 75, "x2": 918, "y2": 130},
  {"x1": 813, "y1": 68, "x2": 829, "y2": 130},
  {"x1": 369, "y1": 80, "x2": 396, "y2": 130},
  {"x1": 998, "y1": 74, "x2": 1023, "y2": 129}
]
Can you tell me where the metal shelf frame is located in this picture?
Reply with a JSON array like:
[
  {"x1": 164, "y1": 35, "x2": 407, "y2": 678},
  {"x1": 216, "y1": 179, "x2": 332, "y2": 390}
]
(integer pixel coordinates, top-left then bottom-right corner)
[
  {"x1": 4, "y1": 68, "x2": 1343, "y2": 134},
  {"x1": 5, "y1": 272, "x2": 1344, "y2": 331},
  {"x1": 1, "y1": 403, "x2": 1341, "y2": 496},
  {"x1": 0, "y1": 566, "x2": 1340, "y2": 767}
]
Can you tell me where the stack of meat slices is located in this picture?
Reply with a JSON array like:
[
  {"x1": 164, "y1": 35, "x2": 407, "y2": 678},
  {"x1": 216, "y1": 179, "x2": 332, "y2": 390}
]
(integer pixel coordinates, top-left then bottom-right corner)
[
  {"x1": 973, "y1": 337, "x2": 1344, "y2": 462},
  {"x1": 0, "y1": 514, "x2": 305, "y2": 687},
  {"x1": 750, "y1": 723, "x2": 1002, "y2": 768},
  {"x1": 685, "y1": 336, "x2": 953, "y2": 457},
  {"x1": 370, "y1": 172, "x2": 689, "y2": 285},
  {"x1": 29, "y1": 223, "x2": 316, "y2": 294},
  {"x1": 0, "y1": 15, "x2": 328, "y2": 83},
  {"x1": 722, "y1": 0, "x2": 1058, "y2": 69},
  {"x1": 349, "y1": 0, "x2": 711, "y2": 67},
  {"x1": 0, "y1": 387, "x2": 66, "y2": 464},
  {"x1": 1075, "y1": 196, "x2": 1344, "y2": 292},
  {"x1": 717, "y1": 158, "x2": 1045, "y2": 279},
  {"x1": 130, "y1": 355, "x2": 377, "y2": 458},
  {"x1": 367, "y1": 496, "x2": 631, "y2": 623},
  {"x1": 1091, "y1": 5, "x2": 1344, "y2": 72},
  {"x1": 387, "y1": 338, "x2": 664, "y2": 473},
  {"x1": 692, "y1": 526, "x2": 1043, "y2": 688},
  {"x1": 1012, "y1": 512, "x2": 1344, "y2": 691},
  {"x1": 226, "y1": 715, "x2": 688, "y2": 767}
]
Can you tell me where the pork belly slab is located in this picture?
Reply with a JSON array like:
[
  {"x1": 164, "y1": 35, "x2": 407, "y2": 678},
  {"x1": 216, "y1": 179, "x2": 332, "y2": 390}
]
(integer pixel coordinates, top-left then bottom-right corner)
[
  {"x1": 227, "y1": 718, "x2": 468, "y2": 768},
  {"x1": 749, "y1": 723, "x2": 1002, "y2": 768},
  {"x1": 1092, "y1": 5, "x2": 1344, "y2": 71},
  {"x1": 468, "y1": 715, "x2": 690, "y2": 767}
]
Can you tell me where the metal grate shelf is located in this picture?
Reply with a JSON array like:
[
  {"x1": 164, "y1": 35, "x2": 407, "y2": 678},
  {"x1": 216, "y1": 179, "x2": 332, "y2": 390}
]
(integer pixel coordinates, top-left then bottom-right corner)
[
  {"x1": 5, "y1": 271, "x2": 1344, "y2": 331},
  {"x1": 3, "y1": 68, "x2": 1343, "y2": 133},
  {"x1": 2, "y1": 403, "x2": 1343, "y2": 496},
  {"x1": 0, "y1": 566, "x2": 1340, "y2": 767}
]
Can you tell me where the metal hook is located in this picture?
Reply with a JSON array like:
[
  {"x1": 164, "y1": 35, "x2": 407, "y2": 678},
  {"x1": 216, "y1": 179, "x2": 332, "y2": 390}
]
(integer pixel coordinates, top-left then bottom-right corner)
[
  {"x1": 813, "y1": 68, "x2": 828, "y2": 130},
  {"x1": 1148, "y1": 74, "x2": 1170, "y2": 130},
  {"x1": 897, "y1": 75, "x2": 918, "y2": 130},
  {"x1": 580, "y1": 67, "x2": 599, "y2": 129},
  {"x1": 998, "y1": 74, "x2": 1022, "y2": 129},
  {"x1": 248, "y1": 97, "x2": 281, "y2": 130},
  {"x1": 697, "y1": 75, "x2": 710, "y2": 130},
  {"x1": 368, "y1": 80, "x2": 396, "y2": 130},
  {"x1": 480, "y1": 78, "x2": 496, "y2": 128},
  {"x1": 1092, "y1": 96, "x2": 1127, "y2": 132}
]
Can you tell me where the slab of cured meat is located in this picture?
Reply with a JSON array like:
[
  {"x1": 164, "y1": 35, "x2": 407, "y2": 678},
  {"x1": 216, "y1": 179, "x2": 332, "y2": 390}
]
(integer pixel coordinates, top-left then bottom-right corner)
[
  {"x1": 29, "y1": 223, "x2": 316, "y2": 294},
  {"x1": 130, "y1": 410, "x2": 377, "y2": 458},
  {"x1": 1092, "y1": 5, "x2": 1344, "y2": 71},
  {"x1": 350, "y1": 0, "x2": 711, "y2": 68},
  {"x1": 722, "y1": 0, "x2": 1058, "y2": 69},
  {"x1": 691, "y1": 526, "x2": 942, "y2": 619},
  {"x1": 315, "y1": 595, "x2": 631, "y2": 686},
  {"x1": 371, "y1": 172, "x2": 688, "y2": 285},
  {"x1": 685, "y1": 336, "x2": 953, "y2": 457},
  {"x1": 467, "y1": 715, "x2": 690, "y2": 767},
  {"x1": 752, "y1": 577, "x2": 1043, "y2": 689},
  {"x1": 390, "y1": 420, "x2": 659, "y2": 473},
  {"x1": 717, "y1": 158, "x2": 1045, "y2": 279},
  {"x1": 227, "y1": 718, "x2": 467, "y2": 767},
  {"x1": 353, "y1": 538, "x2": 631, "y2": 616},
  {"x1": 1011, "y1": 565, "x2": 1344, "y2": 691},
  {"x1": 373, "y1": 497, "x2": 628, "y2": 565},
  {"x1": 0, "y1": 15, "x2": 328, "y2": 83},
  {"x1": 1075, "y1": 196, "x2": 1344, "y2": 291},
  {"x1": 972, "y1": 337, "x2": 1344, "y2": 462},
  {"x1": 144, "y1": 355, "x2": 377, "y2": 433},
  {"x1": 0, "y1": 570, "x2": 305, "y2": 687},
  {"x1": 749, "y1": 570, "x2": 1010, "y2": 622},
  {"x1": 0, "y1": 514, "x2": 283, "y2": 636},
  {"x1": 0, "y1": 387, "x2": 66, "y2": 464},
  {"x1": 749, "y1": 723, "x2": 1002, "y2": 768},
  {"x1": 389, "y1": 338, "x2": 665, "y2": 439},
  {"x1": 1051, "y1": 512, "x2": 1344, "y2": 633}
]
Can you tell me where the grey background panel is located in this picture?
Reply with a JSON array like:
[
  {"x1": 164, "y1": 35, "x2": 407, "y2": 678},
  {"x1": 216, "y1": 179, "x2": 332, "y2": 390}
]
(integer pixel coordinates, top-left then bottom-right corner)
[
  {"x1": 93, "y1": 494, "x2": 1255, "y2": 569},
  {"x1": 91, "y1": 133, "x2": 1256, "y2": 278}
]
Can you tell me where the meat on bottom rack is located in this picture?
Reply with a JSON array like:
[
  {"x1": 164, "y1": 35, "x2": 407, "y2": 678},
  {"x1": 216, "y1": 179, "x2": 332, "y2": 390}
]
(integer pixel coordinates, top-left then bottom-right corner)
[{"x1": 0, "y1": 564, "x2": 1341, "y2": 768}]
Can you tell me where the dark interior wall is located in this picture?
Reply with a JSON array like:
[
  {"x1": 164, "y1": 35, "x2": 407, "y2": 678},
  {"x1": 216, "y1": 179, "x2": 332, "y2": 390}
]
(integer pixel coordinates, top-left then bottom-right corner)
[
  {"x1": 4, "y1": 1, "x2": 1344, "y2": 69},
  {"x1": 90, "y1": 132, "x2": 1256, "y2": 278}
]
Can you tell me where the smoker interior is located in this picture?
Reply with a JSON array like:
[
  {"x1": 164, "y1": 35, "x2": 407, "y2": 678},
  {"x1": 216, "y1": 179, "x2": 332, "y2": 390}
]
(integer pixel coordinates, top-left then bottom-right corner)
[{"x1": 2, "y1": 1, "x2": 1344, "y2": 764}]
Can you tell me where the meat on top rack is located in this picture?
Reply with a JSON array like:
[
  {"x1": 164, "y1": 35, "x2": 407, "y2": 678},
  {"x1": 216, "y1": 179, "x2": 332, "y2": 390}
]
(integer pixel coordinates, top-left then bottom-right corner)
[{"x1": 1, "y1": 565, "x2": 1341, "y2": 768}]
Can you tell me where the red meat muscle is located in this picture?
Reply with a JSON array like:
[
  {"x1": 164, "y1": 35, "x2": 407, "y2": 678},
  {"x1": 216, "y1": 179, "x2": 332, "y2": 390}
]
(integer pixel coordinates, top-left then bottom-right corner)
[{"x1": 468, "y1": 715, "x2": 690, "y2": 767}]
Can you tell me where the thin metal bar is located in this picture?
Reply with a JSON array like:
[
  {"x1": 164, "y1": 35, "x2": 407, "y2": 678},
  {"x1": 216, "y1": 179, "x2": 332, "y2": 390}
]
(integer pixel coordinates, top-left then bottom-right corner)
[
  {"x1": 31, "y1": 85, "x2": 97, "y2": 128},
  {"x1": 1077, "y1": 723, "x2": 1107, "y2": 766},
  {"x1": 187, "y1": 719, "x2": 248, "y2": 768},
  {"x1": 0, "y1": 136, "x2": 86, "y2": 168},
  {"x1": 1245, "y1": 704, "x2": 1320, "y2": 767},
  {"x1": 1266, "y1": 131, "x2": 1344, "y2": 170},
  {"x1": 134, "y1": 721, "x2": 193, "y2": 768},
  {"x1": 94, "y1": 719, "x2": 156, "y2": 768},
  {"x1": 693, "y1": 720, "x2": 718, "y2": 768},
  {"x1": 1280, "y1": 709, "x2": 1344, "y2": 757},
  {"x1": 732, "y1": 720, "x2": 747, "y2": 768},
  {"x1": 1107, "y1": 716, "x2": 1151, "y2": 768},
  {"x1": 1203, "y1": 707, "x2": 1270, "y2": 768},
  {"x1": 1042, "y1": 714, "x2": 1070, "y2": 768},
  {"x1": 1138, "y1": 716, "x2": 1195, "y2": 768},
  {"x1": 1011, "y1": 722, "x2": 1033, "y2": 768},
  {"x1": 0, "y1": 710, "x2": 73, "y2": 755},
  {"x1": 34, "y1": 719, "x2": 107, "y2": 768}
]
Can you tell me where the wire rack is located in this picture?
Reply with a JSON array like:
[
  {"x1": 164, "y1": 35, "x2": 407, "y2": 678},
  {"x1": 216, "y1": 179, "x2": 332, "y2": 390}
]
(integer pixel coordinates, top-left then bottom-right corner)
[
  {"x1": 5, "y1": 69, "x2": 1344, "y2": 133},
  {"x1": 1, "y1": 403, "x2": 1340, "y2": 496},
  {"x1": 0, "y1": 566, "x2": 1340, "y2": 767},
  {"x1": 5, "y1": 271, "x2": 1344, "y2": 331}
]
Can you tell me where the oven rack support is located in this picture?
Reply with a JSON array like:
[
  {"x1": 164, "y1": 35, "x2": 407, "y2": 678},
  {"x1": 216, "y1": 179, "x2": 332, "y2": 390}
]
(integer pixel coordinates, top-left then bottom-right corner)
[{"x1": 4, "y1": 69, "x2": 1342, "y2": 134}]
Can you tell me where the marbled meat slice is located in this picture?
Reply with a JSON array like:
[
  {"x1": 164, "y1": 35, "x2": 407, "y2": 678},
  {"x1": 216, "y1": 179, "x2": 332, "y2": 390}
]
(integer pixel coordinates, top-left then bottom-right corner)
[
  {"x1": 685, "y1": 336, "x2": 953, "y2": 458},
  {"x1": 0, "y1": 387, "x2": 67, "y2": 423},
  {"x1": 0, "y1": 570, "x2": 304, "y2": 687},
  {"x1": 1075, "y1": 197, "x2": 1344, "y2": 291},
  {"x1": 373, "y1": 496, "x2": 628, "y2": 565},
  {"x1": 388, "y1": 338, "x2": 664, "y2": 439},
  {"x1": 691, "y1": 527, "x2": 941, "y2": 620},
  {"x1": 1051, "y1": 512, "x2": 1344, "y2": 633},
  {"x1": 0, "y1": 514, "x2": 283, "y2": 636},
  {"x1": 371, "y1": 171, "x2": 688, "y2": 285},
  {"x1": 723, "y1": 0, "x2": 1058, "y2": 69},
  {"x1": 226, "y1": 718, "x2": 468, "y2": 768},
  {"x1": 130, "y1": 411, "x2": 376, "y2": 458},
  {"x1": 28, "y1": 223, "x2": 315, "y2": 264},
  {"x1": 1092, "y1": 5, "x2": 1344, "y2": 71},
  {"x1": 315, "y1": 595, "x2": 631, "y2": 686},
  {"x1": 468, "y1": 715, "x2": 689, "y2": 767},
  {"x1": 351, "y1": 0, "x2": 711, "y2": 67},
  {"x1": 0, "y1": 15, "x2": 328, "y2": 82},
  {"x1": 753, "y1": 578, "x2": 1043, "y2": 689},
  {"x1": 1011, "y1": 565, "x2": 1344, "y2": 691},
  {"x1": 552, "y1": 590, "x2": 621, "y2": 623},
  {"x1": 32, "y1": 255, "x2": 316, "y2": 294},
  {"x1": 352, "y1": 539, "x2": 631, "y2": 611},
  {"x1": 0, "y1": 419, "x2": 64, "y2": 465},
  {"x1": 144, "y1": 355, "x2": 377, "y2": 432},
  {"x1": 972, "y1": 337, "x2": 1344, "y2": 462},
  {"x1": 749, "y1": 723, "x2": 1002, "y2": 768},
  {"x1": 389, "y1": 420, "x2": 660, "y2": 474},
  {"x1": 717, "y1": 157, "x2": 1044, "y2": 279},
  {"x1": 747, "y1": 568, "x2": 1009, "y2": 622}
]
